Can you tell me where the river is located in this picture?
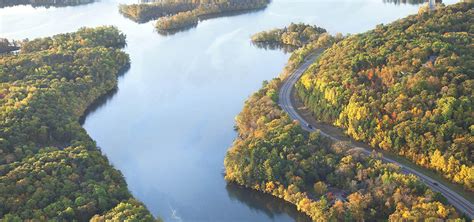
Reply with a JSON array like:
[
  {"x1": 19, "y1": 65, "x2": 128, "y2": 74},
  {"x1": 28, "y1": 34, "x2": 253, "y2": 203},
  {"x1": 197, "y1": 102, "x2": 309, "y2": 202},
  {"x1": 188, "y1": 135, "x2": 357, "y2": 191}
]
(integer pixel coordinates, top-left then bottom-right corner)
[{"x1": 0, "y1": 0, "x2": 455, "y2": 221}]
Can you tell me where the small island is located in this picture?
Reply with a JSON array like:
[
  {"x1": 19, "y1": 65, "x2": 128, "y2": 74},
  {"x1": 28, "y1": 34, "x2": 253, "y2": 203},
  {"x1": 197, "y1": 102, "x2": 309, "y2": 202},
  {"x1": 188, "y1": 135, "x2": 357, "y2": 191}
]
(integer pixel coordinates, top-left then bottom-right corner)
[{"x1": 119, "y1": 0, "x2": 270, "y2": 34}]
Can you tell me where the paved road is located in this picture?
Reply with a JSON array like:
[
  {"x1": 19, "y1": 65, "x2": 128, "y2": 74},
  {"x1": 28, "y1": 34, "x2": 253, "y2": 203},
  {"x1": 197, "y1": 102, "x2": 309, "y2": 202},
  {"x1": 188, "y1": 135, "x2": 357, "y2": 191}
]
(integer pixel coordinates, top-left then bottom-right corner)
[{"x1": 278, "y1": 53, "x2": 474, "y2": 219}]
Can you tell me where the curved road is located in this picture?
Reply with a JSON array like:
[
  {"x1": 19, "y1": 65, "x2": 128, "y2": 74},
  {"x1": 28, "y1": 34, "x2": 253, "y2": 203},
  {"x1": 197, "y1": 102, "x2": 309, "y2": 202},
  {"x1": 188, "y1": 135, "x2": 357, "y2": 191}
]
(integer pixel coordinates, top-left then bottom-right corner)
[{"x1": 278, "y1": 53, "x2": 474, "y2": 219}]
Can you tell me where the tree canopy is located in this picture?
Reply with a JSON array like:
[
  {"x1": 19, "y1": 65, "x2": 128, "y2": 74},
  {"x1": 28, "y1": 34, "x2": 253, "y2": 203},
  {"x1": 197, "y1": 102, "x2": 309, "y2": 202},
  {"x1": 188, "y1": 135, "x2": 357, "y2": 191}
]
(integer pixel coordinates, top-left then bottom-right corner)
[
  {"x1": 0, "y1": 26, "x2": 158, "y2": 221},
  {"x1": 225, "y1": 15, "x2": 467, "y2": 218},
  {"x1": 251, "y1": 23, "x2": 328, "y2": 48},
  {"x1": 224, "y1": 72, "x2": 462, "y2": 221},
  {"x1": 296, "y1": 2, "x2": 474, "y2": 191}
]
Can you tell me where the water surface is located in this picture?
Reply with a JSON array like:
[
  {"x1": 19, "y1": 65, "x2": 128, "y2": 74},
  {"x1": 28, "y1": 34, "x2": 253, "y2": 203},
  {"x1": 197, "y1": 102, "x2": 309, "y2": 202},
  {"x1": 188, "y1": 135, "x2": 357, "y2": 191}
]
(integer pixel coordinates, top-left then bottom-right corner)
[{"x1": 0, "y1": 0, "x2": 455, "y2": 221}]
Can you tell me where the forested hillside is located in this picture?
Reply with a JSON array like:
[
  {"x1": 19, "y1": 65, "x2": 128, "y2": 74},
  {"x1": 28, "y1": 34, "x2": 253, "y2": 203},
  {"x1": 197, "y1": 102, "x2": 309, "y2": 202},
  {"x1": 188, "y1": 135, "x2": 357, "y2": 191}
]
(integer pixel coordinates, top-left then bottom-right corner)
[
  {"x1": 0, "y1": 27, "x2": 157, "y2": 221},
  {"x1": 295, "y1": 2, "x2": 473, "y2": 191},
  {"x1": 224, "y1": 65, "x2": 462, "y2": 221}
]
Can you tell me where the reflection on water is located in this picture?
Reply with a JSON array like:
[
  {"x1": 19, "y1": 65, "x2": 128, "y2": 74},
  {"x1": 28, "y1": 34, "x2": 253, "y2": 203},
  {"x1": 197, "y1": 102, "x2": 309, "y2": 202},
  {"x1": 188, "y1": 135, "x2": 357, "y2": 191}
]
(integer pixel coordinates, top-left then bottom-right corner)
[
  {"x1": 156, "y1": 24, "x2": 198, "y2": 36},
  {"x1": 79, "y1": 87, "x2": 118, "y2": 125},
  {"x1": 226, "y1": 183, "x2": 312, "y2": 222},
  {"x1": 251, "y1": 41, "x2": 296, "y2": 54},
  {"x1": 79, "y1": 64, "x2": 129, "y2": 125}
]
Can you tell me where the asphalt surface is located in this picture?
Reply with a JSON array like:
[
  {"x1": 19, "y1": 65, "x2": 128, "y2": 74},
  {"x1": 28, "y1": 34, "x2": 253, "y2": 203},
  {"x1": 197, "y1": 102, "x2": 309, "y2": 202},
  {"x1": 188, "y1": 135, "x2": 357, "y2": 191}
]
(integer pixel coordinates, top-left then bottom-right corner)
[{"x1": 278, "y1": 53, "x2": 474, "y2": 219}]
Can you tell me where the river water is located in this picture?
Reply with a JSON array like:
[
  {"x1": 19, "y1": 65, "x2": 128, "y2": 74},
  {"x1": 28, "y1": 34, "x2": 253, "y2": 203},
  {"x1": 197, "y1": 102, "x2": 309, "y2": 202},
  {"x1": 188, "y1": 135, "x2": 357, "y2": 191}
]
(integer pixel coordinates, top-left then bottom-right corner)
[{"x1": 0, "y1": 0, "x2": 455, "y2": 221}]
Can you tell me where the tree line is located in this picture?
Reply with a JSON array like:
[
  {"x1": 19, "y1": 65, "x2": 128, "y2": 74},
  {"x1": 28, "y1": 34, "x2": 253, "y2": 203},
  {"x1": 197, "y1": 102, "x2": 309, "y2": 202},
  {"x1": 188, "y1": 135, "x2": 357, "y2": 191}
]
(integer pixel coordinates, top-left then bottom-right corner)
[
  {"x1": 295, "y1": 2, "x2": 473, "y2": 191},
  {"x1": 0, "y1": 26, "x2": 159, "y2": 221}
]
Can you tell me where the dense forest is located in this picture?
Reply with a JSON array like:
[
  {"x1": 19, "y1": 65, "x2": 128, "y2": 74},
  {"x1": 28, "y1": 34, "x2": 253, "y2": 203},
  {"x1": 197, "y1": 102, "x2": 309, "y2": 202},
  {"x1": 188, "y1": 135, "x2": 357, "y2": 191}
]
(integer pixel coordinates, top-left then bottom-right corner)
[
  {"x1": 224, "y1": 4, "x2": 473, "y2": 220},
  {"x1": 224, "y1": 65, "x2": 462, "y2": 221},
  {"x1": 295, "y1": 2, "x2": 473, "y2": 191},
  {"x1": 0, "y1": 27, "x2": 158, "y2": 221},
  {"x1": 119, "y1": 0, "x2": 270, "y2": 32},
  {"x1": 0, "y1": 0, "x2": 94, "y2": 8}
]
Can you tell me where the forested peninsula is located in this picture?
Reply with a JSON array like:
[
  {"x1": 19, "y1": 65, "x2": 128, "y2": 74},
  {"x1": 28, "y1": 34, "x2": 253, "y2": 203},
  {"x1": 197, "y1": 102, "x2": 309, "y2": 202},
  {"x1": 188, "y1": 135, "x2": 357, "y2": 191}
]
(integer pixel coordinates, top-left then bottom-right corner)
[
  {"x1": 296, "y1": 2, "x2": 473, "y2": 191},
  {"x1": 119, "y1": 0, "x2": 270, "y2": 33},
  {"x1": 0, "y1": 0, "x2": 95, "y2": 8},
  {"x1": 224, "y1": 3, "x2": 471, "y2": 221},
  {"x1": 251, "y1": 23, "x2": 329, "y2": 48},
  {"x1": 0, "y1": 26, "x2": 158, "y2": 221}
]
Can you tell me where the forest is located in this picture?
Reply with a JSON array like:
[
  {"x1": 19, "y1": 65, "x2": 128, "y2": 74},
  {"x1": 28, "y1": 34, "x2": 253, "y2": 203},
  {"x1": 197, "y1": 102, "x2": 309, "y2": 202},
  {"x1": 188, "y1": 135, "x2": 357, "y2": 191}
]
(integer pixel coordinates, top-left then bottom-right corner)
[
  {"x1": 251, "y1": 23, "x2": 328, "y2": 48},
  {"x1": 295, "y1": 2, "x2": 473, "y2": 191},
  {"x1": 119, "y1": 0, "x2": 197, "y2": 23},
  {"x1": 0, "y1": 26, "x2": 158, "y2": 221},
  {"x1": 251, "y1": 22, "x2": 345, "y2": 62},
  {"x1": 0, "y1": 0, "x2": 94, "y2": 8},
  {"x1": 224, "y1": 64, "x2": 463, "y2": 221},
  {"x1": 224, "y1": 3, "x2": 472, "y2": 221},
  {"x1": 119, "y1": 0, "x2": 270, "y2": 32}
]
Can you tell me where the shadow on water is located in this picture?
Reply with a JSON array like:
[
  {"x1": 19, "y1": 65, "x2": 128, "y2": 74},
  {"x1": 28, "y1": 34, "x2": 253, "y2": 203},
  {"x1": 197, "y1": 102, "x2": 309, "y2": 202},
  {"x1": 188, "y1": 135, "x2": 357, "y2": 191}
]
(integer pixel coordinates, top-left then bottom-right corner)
[
  {"x1": 79, "y1": 87, "x2": 118, "y2": 125},
  {"x1": 156, "y1": 24, "x2": 198, "y2": 36},
  {"x1": 226, "y1": 183, "x2": 312, "y2": 222},
  {"x1": 251, "y1": 42, "x2": 296, "y2": 54},
  {"x1": 79, "y1": 64, "x2": 130, "y2": 125}
]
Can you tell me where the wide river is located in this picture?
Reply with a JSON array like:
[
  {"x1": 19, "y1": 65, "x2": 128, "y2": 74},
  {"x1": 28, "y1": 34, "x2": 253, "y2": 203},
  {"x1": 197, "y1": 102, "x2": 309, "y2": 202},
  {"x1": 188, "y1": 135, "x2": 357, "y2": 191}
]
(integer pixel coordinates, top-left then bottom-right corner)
[{"x1": 0, "y1": 0, "x2": 457, "y2": 221}]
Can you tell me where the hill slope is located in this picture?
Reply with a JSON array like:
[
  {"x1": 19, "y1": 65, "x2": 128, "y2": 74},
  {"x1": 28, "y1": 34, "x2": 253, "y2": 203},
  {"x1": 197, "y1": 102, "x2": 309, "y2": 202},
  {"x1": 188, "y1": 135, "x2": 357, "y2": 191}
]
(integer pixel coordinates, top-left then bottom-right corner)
[{"x1": 296, "y1": 2, "x2": 473, "y2": 191}]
